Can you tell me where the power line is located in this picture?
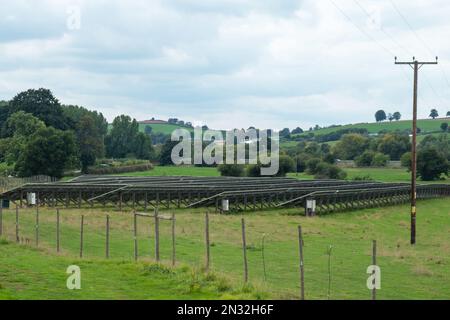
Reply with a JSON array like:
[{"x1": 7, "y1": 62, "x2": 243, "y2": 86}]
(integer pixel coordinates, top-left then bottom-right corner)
[
  {"x1": 328, "y1": 0, "x2": 396, "y2": 57},
  {"x1": 388, "y1": 0, "x2": 450, "y2": 92},
  {"x1": 353, "y1": 0, "x2": 413, "y2": 57}
]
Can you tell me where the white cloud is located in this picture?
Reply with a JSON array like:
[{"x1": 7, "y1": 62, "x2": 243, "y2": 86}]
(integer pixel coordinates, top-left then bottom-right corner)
[{"x1": 0, "y1": 0, "x2": 450, "y2": 130}]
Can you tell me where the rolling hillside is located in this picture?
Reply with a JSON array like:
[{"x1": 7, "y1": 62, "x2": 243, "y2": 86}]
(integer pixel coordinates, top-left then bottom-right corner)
[{"x1": 293, "y1": 118, "x2": 449, "y2": 137}]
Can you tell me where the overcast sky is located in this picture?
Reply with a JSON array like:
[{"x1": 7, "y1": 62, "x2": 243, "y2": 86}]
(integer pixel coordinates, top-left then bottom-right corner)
[{"x1": 1, "y1": 0, "x2": 450, "y2": 130}]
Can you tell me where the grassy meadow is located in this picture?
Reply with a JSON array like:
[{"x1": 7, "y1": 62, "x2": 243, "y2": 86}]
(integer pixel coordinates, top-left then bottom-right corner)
[{"x1": 1, "y1": 198, "x2": 449, "y2": 300}]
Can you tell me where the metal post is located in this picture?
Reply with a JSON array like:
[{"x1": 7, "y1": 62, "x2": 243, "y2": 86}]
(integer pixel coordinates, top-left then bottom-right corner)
[
  {"x1": 154, "y1": 209, "x2": 160, "y2": 262},
  {"x1": 79, "y1": 215, "x2": 84, "y2": 258},
  {"x1": 171, "y1": 212, "x2": 176, "y2": 266},
  {"x1": 241, "y1": 218, "x2": 248, "y2": 283},
  {"x1": 298, "y1": 225, "x2": 305, "y2": 300},
  {"x1": 15, "y1": 205, "x2": 19, "y2": 243},
  {"x1": 56, "y1": 209, "x2": 60, "y2": 253},
  {"x1": 205, "y1": 212, "x2": 210, "y2": 271},
  {"x1": 133, "y1": 212, "x2": 138, "y2": 261},
  {"x1": 106, "y1": 215, "x2": 110, "y2": 259}
]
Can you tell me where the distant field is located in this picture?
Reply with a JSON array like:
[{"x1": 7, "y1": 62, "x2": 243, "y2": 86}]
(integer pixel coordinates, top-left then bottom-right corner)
[
  {"x1": 1, "y1": 198, "x2": 449, "y2": 299},
  {"x1": 138, "y1": 123, "x2": 194, "y2": 135},
  {"x1": 120, "y1": 165, "x2": 220, "y2": 177},
  {"x1": 289, "y1": 167, "x2": 450, "y2": 184},
  {"x1": 123, "y1": 165, "x2": 449, "y2": 184},
  {"x1": 292, "y1": 118, "x2": 449, "y2": 137}
]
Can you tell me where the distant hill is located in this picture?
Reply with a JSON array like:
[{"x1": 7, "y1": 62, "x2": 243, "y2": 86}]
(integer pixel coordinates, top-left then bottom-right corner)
[
  {"x1": 294, "y1": 118, "x2": 449, "y2": 137},
  {"x1": 138, "y1": 122, "x2": 194, "y2": 135}
]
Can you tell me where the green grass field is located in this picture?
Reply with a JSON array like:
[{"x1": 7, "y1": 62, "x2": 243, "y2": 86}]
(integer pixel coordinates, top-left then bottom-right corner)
[
  {"x1": 0, "y1": 241, "x2": 262, "y2": 300},
  {"x1": 1, "y1": 198, "x2": 449, "y2": 300},
  {"x1": 121, "y1": 165, "x2": 220, "y2": 177},
  {"x1": 138, "y1": 123, "x2": 194, "y2": 135},
  {"x1": 289, "y1": 167, "x2": 450, "y2": 184}
]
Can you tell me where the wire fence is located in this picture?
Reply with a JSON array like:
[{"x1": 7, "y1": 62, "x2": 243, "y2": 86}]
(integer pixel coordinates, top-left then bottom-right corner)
[{"x1": 0, "y1": 205, "x2": 383, "y2": 299}]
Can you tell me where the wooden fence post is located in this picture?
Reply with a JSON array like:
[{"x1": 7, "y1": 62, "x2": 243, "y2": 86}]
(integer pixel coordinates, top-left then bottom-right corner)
[
  {"x1": 79, "y1": 215, "x2": 84, "y2": 258},
  {"x1": 298, "y1": 225, "x2": 305, "y2": 300},
  {"x1": 155, "y1": 209, "x2": 160, "y2": 262},
  {"x1": 372, "y1": 240, "x2": 377, "y2": 300},
  {"x1": 106, "y1": 215, "x2": 110, "y2": 259},
  {"x1": 133, "y1": 212, "x2": 138, "y2": 261},
  {"x1": 241, "y1": 218, "x2": 248, "y2": 283},
  {"x1": 171, "y1": 212, "x2": 176, "y2": 266},
  {"x1": 15, "y1": 205, "x2": 19, "y2": 243},
  {"x1": 56, "y1": 209, "x2": 60, "y2": 253},
  {"x1": 205, "y1": 212, "x2": 210, "y2": 271}
]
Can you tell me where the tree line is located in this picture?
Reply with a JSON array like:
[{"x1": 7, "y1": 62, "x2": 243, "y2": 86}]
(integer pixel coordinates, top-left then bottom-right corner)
[{"x1": 0, "y1": 88, "x2": 154, "y2": 177}]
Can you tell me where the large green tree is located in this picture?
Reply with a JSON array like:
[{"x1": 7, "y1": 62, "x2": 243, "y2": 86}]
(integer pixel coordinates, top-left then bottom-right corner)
[
  {"x1": 15, "y1": 127, "x2": 77, "y2": 178},
  {"x1": 8, "y1": 88, "x2": 70, "y2": 131},
  {"x1": 417, "y1": 148, "x2": 449, "y2": 180},
  {"x1": 105, "y1": 115, "x2": 153, "y2": 159},
  {"x1": 377, "y1": 133, "x2": 411, "y2": 160},
  {"x1": 0, "y1": 111, "x2": 46, "y2": 164},
  {"x1": 375, "y1": 110, "x2": 387, "y2": 122},
  {"x1": 332, "y1": 134, "x2": 369, "y2": 160},
  {"x1": 77, "y1": 115, "x2": 105, "y2": 173}
]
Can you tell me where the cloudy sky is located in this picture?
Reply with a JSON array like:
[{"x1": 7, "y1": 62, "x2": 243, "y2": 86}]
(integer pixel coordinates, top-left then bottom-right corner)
[{"x1": 1, "y1": 0, "x2": 450, "y2": 130}]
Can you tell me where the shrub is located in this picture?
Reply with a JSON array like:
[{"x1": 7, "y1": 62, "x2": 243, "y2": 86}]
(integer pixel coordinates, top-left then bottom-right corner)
[
  {"x1": 355, "y1": 150, "x2": 375, "y2": 167},
  {"x1": 313, "y1": 161, "x2": 347, "y2": 179},
  {"x1": 86, "y1": 162, "x2": 153, "y2": 174},
  {"x1": 371, "y1": 153, "x2": 389, "y2": 167},
  {"x1": 217, "y1": 164, "x2": 245, "y2": 177}
]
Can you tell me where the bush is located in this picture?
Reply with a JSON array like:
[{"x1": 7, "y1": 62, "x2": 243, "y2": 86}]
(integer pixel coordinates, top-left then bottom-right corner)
[
  {"x1": 400, "y1": 152, "x2": 412, "y2": 169},
  {"x1": 372, "y1": 153, "x2": 389, "y2": 167},
  {"x1": 217, "y1": 164, "x2": 245, "y2": 177},
  {"x1": 417, "y1": 148, "x2": 449, "y2": 181},
  {"x1": 305, "y1": 158, "x2": 322, "y2": 175},
  {"x1": 86, "y1": 162, "x2": 153, "y2": 174},
  {"x1": 355, "y1": 150, "x2": 375, "y2": 167},
  {"x1": 313, "y1": 161, "x2": 347, "y2": 179}
]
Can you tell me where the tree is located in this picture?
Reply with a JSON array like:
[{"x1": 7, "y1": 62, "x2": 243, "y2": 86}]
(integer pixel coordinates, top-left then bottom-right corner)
[
  {"x1": 416, "y1": 147, "x2": 449, "y2": 180},
  {"x1": 372, "y1": 153, "x2": 389, "y2": 167},
  {"x1": 292, "y1": 127, "x2": 304, "y2": 134},
  {"x1": 388, "y1": 113, "x2": 394, "y2": 122},
  {"x1": 313, "y1": 161, "x2": 347, "y2": 179},
  {"x1": 276, "y1": 155, "x2": 296, "y2": 177},
  {"x1": 440, "y1": 122, "x2": 448, "y2": 132},
  {"x1": 0, "y1": 111, "x2": 46, "y2": 164},
  {"x1": 105, "y1": 115, "x2": 152, "y2": 159},
  {"x1": 375, "y1": 110, "x2": 387, "y2": 122},
  {"x1": 159, "y1": 140, "x2": 179, "y2": 166},
  {"x1": 429, "y1": 108, "x2": 439, "y2": 119},
  {"x1": 133, "y1": 132, "x2": 153, "y2": 160},
  {"x1": 377, "y1": 133, "x2": 411, "y2": 160},
  {"x1": 279, "y1": 128, "x2": 290, "y2": 137},
  {"x1": 332, "y1": 134, "x2": 369, "y2": 160},
  {"x1": 15, "y1": 127, "x2": 77, "y2": 178},
  {"x1": 9, "y1": 88, "x2": 70, "y2": 130},
  {"x1": 355, "y1": 150, "x2": 376, "y2": 167},
  {"x1": 447, "y1": 111, "x2": 450, "y2": 117},
  {"x1": 144, "y1": 125, "x2": 153, "y2": 135},
  {"x1": 393, "y1": 112, "x2": 401, "y2": 121},
  {"x1": 77, "y1": 115, "x2": 105, "y2": 173}
]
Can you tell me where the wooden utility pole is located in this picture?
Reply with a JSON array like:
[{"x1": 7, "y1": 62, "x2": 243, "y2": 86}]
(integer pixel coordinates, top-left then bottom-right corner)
[{"x1": 395, "y1": 56, "x2": 438, "y2": 245}]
